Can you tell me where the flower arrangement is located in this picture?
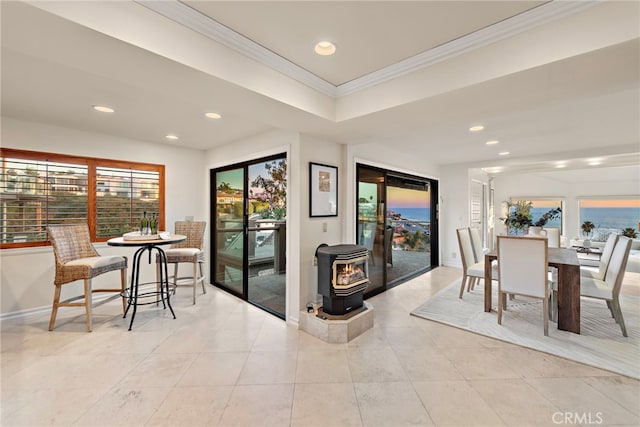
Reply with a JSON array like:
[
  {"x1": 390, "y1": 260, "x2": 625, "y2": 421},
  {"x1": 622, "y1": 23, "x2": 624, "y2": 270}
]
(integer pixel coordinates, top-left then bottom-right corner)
[{"x1": 501, "y1": 200, "x2": 532, "y2": 234}]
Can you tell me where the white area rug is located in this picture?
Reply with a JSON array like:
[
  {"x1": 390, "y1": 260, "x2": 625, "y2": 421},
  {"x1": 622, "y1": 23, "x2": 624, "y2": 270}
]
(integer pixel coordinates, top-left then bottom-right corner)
[{"x1": 411, "y1": 280, "x2": 640, "y2": 379}]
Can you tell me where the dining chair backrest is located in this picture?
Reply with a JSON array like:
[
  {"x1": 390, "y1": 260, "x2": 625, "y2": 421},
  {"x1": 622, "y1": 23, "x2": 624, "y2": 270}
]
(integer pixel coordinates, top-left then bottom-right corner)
[
  {"x1": 172, "y1": 221, "x2": 206, "y2": 250},
  {"x1": 360, "y1": 222, "x2": 375, "y2": 252},
  {"x1": 597, "y1": 233, "x2": 619, "y2": 279},
  {"x1": 469, "y1": 227, "x2": 484, "y2": 262},
  {"x1": 497, "y1": 235, "x2": 548, "y2": 299},
  {"x1": 604, "y1": 236, "x2": 632, "y2": 296},
  {"x1": 542, "y1": 227, "x2": 560, "y2": 248},
  {"x1": 456, "y1": 228, "x2": 475, "y2": 271}
]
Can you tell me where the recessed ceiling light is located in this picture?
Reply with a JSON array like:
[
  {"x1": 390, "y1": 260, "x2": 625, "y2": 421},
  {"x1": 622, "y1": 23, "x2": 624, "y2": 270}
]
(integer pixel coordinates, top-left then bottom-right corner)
[
  {"x1": 205, "y1": 112, "x2": 222, "y2": 120},
  {"x1": 588, "y1": 161, "x2": 602, "y2": 166},
  {"x1": 93, "y1": 105, "x2": 114, "y2": 113},
  {"x1": 485, "y1": 140, "x2": 499, "y2": 145},
  {"x1": 498, "y1": 151, "x2": 510, "y2": 156},
  {"x1": 469, "y1": 125, "x2": 484, "y2": 132},
  {"x1": 165, "y1": 134, "x2": 179, "y2": 140},
  {"x1": 555, "y1": 164, "x2": 567, "y2": 168},
  {"x1": 314, "y1": 41, "x2": 336, "y2": 56}
]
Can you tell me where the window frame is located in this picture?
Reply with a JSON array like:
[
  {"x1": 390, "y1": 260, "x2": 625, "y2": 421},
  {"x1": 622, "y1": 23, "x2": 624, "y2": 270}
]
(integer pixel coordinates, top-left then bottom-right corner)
[{"x1": 0, "y1": 148, "x2": 165, "y2": 248}]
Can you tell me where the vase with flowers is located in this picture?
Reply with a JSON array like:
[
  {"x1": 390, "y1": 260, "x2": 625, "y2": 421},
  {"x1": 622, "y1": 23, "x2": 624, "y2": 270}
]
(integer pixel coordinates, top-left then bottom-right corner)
[{"x1": 501, "y1": 200, "x2": 532, "y2": 235}]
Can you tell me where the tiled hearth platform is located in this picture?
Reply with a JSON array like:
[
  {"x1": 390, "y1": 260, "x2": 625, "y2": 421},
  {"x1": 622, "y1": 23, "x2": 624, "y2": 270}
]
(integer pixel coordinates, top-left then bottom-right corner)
[{"x1": 299, "y1": 302, "x2": 374, "y2": 343}]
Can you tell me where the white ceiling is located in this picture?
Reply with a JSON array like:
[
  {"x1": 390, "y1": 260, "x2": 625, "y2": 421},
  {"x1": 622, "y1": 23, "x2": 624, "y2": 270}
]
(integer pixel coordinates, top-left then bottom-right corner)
[{"x1": 1, "y1": 0, "x2": 639, "y2": 180}]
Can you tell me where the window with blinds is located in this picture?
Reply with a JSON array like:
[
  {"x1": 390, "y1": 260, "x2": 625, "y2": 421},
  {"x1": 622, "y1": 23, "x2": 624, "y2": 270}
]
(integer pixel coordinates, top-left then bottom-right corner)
[
  {"x1": 96, "y1": 167, "x2": 160, "y2": 238},
  {"x1": 0, "y1": 148, "x2": 164, "y2": 248}
]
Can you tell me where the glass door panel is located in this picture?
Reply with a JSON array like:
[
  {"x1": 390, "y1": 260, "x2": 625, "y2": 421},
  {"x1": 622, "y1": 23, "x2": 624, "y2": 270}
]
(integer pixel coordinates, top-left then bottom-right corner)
[
  {"x1": 386, "y1": 177, "x2": 431, "y2": 285},
  {"x1": 247, "y1": 159, "x2": 287, "y2": 317},
  {"x1": 212, "y1": 155, "x2": 287, "y2": 318},
  {"x1": 214, "y1": 168, "x2": 245, "y2": 296},
  {"x1": 357, "y1": 167, "x2": 385, "y2": 295}
]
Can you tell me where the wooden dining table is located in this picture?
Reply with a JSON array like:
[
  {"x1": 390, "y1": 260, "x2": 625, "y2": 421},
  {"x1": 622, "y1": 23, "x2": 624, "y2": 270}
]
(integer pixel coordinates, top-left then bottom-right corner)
[{"x1": 484, "y1": 247, "x2": 581, "y2": 334}]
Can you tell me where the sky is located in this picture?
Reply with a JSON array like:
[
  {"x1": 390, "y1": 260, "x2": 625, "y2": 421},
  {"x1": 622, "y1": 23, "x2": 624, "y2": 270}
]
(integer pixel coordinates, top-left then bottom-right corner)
[{"x1": 579, "y1": 199, "x2": 640, "y2": 208}]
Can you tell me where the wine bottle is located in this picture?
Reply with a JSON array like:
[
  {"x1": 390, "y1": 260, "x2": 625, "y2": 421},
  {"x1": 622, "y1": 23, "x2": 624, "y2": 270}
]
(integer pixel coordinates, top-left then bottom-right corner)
[
  {"x1": 140, "y1": 211, "x2": 150, "y2": 235},
  {"x1": 151, "y1": 213, "x2": 158, "y2": 234}
]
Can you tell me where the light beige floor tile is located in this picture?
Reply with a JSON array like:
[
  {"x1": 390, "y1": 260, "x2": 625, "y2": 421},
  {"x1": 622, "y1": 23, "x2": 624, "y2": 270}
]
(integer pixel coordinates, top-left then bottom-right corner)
[
  {"x1": 178, "y1": 352, "x2": 248, "y2": 386},
  {"x1": 0, "y1": 387, "x2": 106, "y2": 426},
  {"x1": 583, "y1": 376, "x2": 640, "y2": 416},
  {"x1": 346, "y1": 326, "x2": 393, "y2": 350},
  {"x1": 237, "y1": 350, "x2": 297, "y2": 384},
  {"x1": 151, "y1": 327, "x2": 209, "y2": 354},
  {"x1": 526, "y1": 377, "x2": 640, "y2": 425},
  {"x1": 470, "y1": 378, "x2": 561, "y2": 426},
  {"x1": 2, "y1": 272, "x2": 639, "y2": 427},
  {"x1": 295, "y1": 349, "x2": 352, "y2": 383},
  {"x1": 347, "y1": 348, "x2": 407, "y2": 382},
  {"x1": 413, "y1": 380, "x2": 506, "y2": 426},
  {"x1": 354, "y1": 381, "x2": 434, "y2": 426},
  {"x1": 201, "y1": 327, "x2": 260, "y2": 352},
  {"x1": 218, "y1": 384, "x2": 294, "y2": 426},
  {"x1": 63, "y1": 353, "x2": 147, "y2": 391},
  {"x1": 291, "y1": 382, "x2": 362, "y2": 427},
  {"x1": 251, "y1": 323, "x2": 300, "y2": 351},
  {"x1": 381, "y1": 326, "x2": 437, "y2": 349},
  {"x1": 394, "y1": 347, "x2": 465, "y2": 381},
  {"x1": 490, "y1": 346, "x2": 617, "y2": 378},
  {"x1": 117, "y1": 353, "x2": 196, "y2": 388},
  {"x1": 73, "y1": 386, "x2": 172, "y2": 426},
  {"x1": 145, "y1": 385, "x2": 233, "y2": 426},
  {"x1": 297, "y1": 331, "x2": 347, "y2": 351},
  {"x1": 2, "y1": 354, "x2": 92, "y2": 389},
  {"x1": 441, "y1": 347, "x2": 521, "y2": 380}
]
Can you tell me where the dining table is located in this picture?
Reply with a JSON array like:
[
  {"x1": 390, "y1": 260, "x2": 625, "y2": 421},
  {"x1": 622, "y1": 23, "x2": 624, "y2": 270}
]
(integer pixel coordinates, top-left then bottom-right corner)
[
  {"x1": 484, "y1": 247, "x2": 581, "y2": 334},
  {"x1": 108, "y1": 233, "x2": 186, "y2": 330}
]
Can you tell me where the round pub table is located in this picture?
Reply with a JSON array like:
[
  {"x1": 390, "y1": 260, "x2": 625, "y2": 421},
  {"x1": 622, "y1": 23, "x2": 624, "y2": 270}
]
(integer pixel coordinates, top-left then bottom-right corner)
[{"x1": 107, "y1": 234, "x2": 186, "y2": 330}]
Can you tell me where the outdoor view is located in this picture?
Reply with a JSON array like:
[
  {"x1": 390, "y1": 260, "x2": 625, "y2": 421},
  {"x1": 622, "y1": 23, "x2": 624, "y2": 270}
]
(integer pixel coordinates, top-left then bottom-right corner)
[
  {"x1": 579, "y1": 199, "x2": 640, "y2": 240},
  {"x1": 214, "y1": 157, "x2": 287, "y2": 317},
  {"x1": 0, "y1": 157, "x2": 159, "y2": 244}
]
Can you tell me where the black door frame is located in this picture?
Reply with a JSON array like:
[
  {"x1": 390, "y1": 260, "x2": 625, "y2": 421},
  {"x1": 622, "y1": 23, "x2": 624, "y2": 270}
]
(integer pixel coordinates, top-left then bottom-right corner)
[
  {"x1": 356, "y1": 163, "x2": 439, "y2": 298},
  {"x1": 210, "y1": 153, "x2": 287, "y2": 318}
]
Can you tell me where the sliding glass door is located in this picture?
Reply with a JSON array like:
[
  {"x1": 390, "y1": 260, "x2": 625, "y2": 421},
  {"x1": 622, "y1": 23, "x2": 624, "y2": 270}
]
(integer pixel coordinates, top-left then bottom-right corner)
[
  {"x1": 211, "y1": 154, "x2": 287, "y2": 318},
  {"x1": 357, "y1": 164, "x2": 438, "y2": 297}
]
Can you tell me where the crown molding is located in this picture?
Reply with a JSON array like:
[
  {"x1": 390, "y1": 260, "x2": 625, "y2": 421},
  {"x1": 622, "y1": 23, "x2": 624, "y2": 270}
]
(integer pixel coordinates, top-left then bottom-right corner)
[
  {"x1": 335, "y1": 0, "x2": 599, "y2": 96},
  {"x1": 136, "y1": 0, "x2": 599, "y2": 99},
  {"x1": 135, "y1": 0, "x2": 338, "y2": 96}
]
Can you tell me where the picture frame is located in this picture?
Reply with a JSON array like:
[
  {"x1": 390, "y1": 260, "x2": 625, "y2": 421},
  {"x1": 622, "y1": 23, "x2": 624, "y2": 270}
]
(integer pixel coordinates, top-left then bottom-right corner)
[{"x1": 309, "y1": 162, "x2": 338, "y2": 217}]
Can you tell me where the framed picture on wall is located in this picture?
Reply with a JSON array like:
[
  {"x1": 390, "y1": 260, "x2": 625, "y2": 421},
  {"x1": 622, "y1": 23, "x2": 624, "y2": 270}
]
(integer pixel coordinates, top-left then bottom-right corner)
[{"x1": 309, "y1": 162, "x2": 338, "y2": 217}]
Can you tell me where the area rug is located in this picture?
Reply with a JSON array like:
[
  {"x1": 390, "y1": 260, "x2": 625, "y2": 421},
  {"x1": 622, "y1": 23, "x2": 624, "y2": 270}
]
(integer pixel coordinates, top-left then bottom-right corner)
[{"x1": 411, "y1": 280, "x2": 640, "y2": 379}]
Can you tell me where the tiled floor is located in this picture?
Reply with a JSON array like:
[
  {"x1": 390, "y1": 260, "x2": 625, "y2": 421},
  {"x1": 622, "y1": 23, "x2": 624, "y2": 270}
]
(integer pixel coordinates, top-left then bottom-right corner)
[{"x1": 2, "y1": 266, "x2": 639, "y2": 426}]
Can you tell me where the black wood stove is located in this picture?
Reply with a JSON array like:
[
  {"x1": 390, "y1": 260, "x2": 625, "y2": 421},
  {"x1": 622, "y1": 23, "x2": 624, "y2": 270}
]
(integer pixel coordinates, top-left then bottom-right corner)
[{"x1": 316, "y1": 244, "x2": 369, "y2": 315}]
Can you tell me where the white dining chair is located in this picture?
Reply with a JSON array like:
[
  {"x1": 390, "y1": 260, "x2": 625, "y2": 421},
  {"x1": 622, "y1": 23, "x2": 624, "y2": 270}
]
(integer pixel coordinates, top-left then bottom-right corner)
[
  {"x1": 457, "y1": 227, "x2": 497, "y2": 298},
  {"x1": 497, "y1": 235, "x2": 551, "y2": 336},
  {"x1": 542, "y1": 227, "x2": 560, "y2": 248},
  {"x1": 469, "y1": 227, "x2": 485, "y2": 263},
  {"x1": 581, "y1": 233, "x2": 618, "y2": 280},
  {"x1": 579, "y1": 236, "x2": 632, "y2": 337}
]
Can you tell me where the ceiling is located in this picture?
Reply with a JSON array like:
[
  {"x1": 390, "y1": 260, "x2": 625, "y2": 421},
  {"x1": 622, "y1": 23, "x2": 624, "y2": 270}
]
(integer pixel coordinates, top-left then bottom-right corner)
[{"x1": 1, "y1": 0, "x2": 639, "y2": 180}]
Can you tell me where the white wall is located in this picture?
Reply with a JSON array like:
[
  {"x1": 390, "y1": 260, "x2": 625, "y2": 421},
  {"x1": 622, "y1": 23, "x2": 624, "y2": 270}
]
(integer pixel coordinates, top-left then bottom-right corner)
[
  {"x1": 0, "y1": 118, "x2": 206, "y2": 315},
  {"x1": 439, "y1": 164, "x2": 473, "y2": 268},
  {"x1": 204, "y1": 129, "x2": 304, "y2": 323},
  {"x1": 298, "y1": 135, "x2": 344, "y2": 313}
]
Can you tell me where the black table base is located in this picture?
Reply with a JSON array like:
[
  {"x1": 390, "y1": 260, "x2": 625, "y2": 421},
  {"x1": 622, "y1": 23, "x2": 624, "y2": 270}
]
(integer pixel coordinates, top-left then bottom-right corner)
[{"x1": 123, "y1": 243, "x2": 176, "y2": 330}]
